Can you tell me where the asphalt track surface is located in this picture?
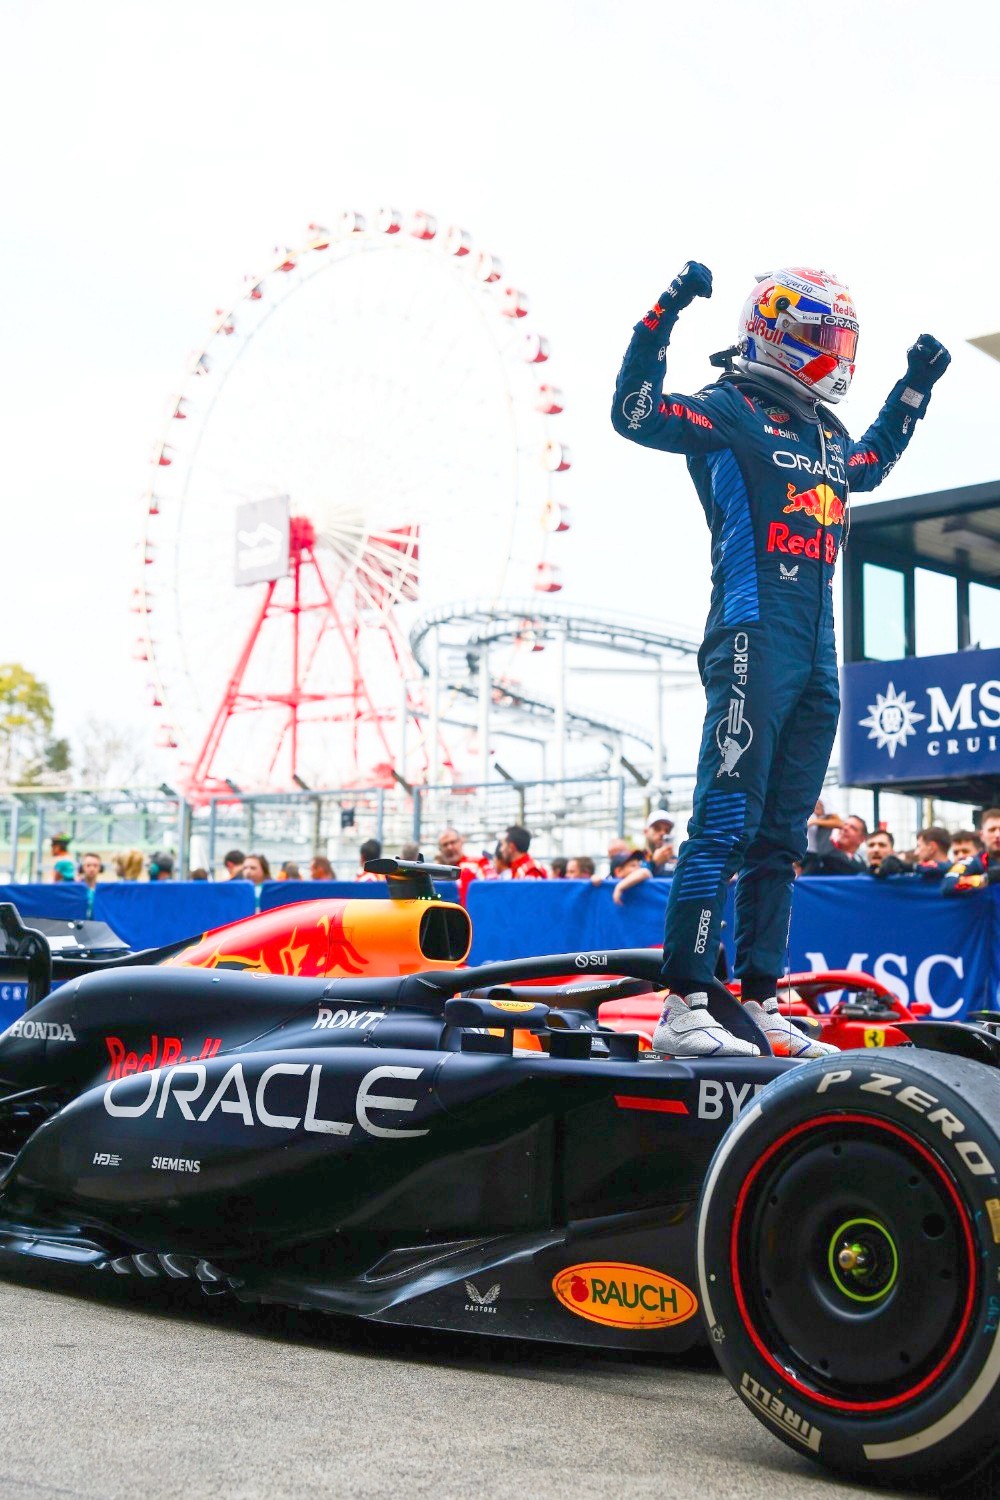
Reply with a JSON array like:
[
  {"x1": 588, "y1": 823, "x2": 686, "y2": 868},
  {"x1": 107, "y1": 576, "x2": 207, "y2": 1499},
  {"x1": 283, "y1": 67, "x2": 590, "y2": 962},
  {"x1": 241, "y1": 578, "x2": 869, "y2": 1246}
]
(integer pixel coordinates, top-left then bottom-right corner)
[{"x1": 0, "y1": 1263, "x2": 928, "y2": 1500}]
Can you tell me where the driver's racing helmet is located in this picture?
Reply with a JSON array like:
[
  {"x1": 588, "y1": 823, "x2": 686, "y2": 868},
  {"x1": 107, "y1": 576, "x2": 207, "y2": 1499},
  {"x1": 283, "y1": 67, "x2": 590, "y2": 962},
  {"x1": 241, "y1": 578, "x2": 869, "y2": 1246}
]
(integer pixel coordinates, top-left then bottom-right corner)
[{"x1": 735, "y1": 267, "x2": 858, "y2": 404}]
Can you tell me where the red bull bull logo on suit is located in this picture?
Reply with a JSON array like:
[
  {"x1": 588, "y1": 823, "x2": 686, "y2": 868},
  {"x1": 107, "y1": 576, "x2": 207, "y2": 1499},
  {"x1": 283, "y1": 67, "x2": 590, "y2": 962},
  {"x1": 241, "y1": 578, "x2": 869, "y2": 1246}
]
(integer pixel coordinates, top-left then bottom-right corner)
[{"x1": 782, "y1": 482, "x2": 845, "y2": 527}]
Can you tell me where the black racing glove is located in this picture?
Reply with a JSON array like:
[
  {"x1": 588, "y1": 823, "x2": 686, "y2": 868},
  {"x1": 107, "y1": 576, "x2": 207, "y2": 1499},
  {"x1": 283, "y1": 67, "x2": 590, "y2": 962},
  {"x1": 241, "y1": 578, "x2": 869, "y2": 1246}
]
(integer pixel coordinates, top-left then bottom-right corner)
[
  {"x1": 869, "y1": 854, "x2": 910, "y2": 878},
  {"x1": 905, "y1": 333, "x2": 951, "y2": 393},
  {"x1": 641, "y1": 261, "x2": 713, "y2": 333},
  {"x1": 663, "y1": 261, "x2": 713, "y2": 309}
]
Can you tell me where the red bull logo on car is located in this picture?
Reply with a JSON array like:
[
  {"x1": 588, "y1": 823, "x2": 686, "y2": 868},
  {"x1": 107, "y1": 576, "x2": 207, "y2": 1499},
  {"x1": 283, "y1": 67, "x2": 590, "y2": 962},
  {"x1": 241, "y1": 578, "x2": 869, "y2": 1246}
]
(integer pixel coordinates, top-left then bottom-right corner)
[
  {"x1": 782, "y1": 483, "x2": 845, "y2": 527},
  {"x1": 105, "y1": 1033, "x2": 223, "y2": 1081}
]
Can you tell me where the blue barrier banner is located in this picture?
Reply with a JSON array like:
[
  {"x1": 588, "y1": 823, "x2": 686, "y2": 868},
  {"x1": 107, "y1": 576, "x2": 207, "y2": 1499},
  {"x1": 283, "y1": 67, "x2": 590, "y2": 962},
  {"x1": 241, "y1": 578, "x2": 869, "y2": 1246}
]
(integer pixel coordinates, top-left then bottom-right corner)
[
  {"x1": 841, "y1": 646, "x2": 1000, "y2": 787},
  {"x1": 468, "y1": 880, "x2": 735, "y2": 963},
  {"x1": 0, "y1": 884, "x2": 89, "y2": 920},
  {"x1": 2, "y1": 877, "x2": 996, "y2": 1025},
  {"x1": 990, "y1": 892, "x2": 1000, "y2": 1013},
  {"x1": 469, "y1": 879, "x2": 657, "y2": 964},
  {"x1": 787, "y1": 880, "x2": 996, "y2": 1020},
  {"x1": 93, "y1": 883, "x2": 255, "y2": 950},
  {"x1": 259, "y1": 880, "x2": 459, "y2": 911},
  {"x1": 468, "y1": 878, "x2": 999, "y2": 1021},
  {"x1": 261, "y1": 880, "x2": 388, "y2": 910}
]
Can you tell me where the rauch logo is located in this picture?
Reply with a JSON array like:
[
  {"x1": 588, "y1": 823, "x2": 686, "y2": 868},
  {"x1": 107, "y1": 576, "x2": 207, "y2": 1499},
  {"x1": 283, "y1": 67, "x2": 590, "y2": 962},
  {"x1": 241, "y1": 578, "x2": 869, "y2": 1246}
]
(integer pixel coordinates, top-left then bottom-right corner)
[{"x1": 551, "y1": 1262, "x2": 698, "y2": 1330}]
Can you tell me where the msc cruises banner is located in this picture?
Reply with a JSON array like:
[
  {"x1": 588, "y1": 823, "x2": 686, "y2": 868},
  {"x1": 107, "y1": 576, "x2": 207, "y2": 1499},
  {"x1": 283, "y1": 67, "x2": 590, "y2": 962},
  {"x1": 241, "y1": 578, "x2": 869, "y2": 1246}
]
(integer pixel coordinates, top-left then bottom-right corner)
[
  {"x1": 466, "y1": 878, "x2": 1000, "y2": 1020},
  {"x1": 841, "y1": 645, "x2": 1000, "y2": 786}
]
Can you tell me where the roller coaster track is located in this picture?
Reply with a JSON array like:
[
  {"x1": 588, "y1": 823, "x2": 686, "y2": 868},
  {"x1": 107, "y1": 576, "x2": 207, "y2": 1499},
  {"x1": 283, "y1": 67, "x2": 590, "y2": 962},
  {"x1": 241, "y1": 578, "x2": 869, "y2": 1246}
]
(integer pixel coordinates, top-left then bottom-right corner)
[{"x1": 409, "y1": 600, "x2": 700, "y2": 750}]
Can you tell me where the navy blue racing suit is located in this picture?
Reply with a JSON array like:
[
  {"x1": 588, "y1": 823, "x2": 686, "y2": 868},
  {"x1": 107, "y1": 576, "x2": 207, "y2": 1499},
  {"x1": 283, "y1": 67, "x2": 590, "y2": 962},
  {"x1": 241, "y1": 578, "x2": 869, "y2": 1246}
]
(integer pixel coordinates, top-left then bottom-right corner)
[
  {"x1": 941, "y1": 851, "x2": 1000, "y2": 896},
  {"x1": 612, "y1": 298, "x2": 937, "y2": 995}
]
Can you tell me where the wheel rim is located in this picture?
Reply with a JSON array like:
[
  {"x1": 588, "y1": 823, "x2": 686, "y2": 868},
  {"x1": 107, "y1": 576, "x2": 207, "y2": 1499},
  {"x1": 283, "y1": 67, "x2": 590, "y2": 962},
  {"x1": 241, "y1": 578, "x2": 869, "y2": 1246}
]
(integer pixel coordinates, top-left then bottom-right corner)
[
  {"x1": 729, "y1": 1113, "x2": 979, "y2": 1412},
  {"x1": 827, "y1": 1216, "x2": 899, "y2": 1304}
]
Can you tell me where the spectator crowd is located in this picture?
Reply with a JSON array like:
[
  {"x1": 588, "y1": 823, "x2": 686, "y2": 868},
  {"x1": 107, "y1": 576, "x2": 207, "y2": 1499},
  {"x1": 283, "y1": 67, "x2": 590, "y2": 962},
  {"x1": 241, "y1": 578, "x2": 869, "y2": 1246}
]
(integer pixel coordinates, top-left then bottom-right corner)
[
  {"x1": 35, "y1": 807, "x2": 1000, "y2": 902},
  {"x1": 800, "y1": 803, "x2": 1000, "y2": 896}
]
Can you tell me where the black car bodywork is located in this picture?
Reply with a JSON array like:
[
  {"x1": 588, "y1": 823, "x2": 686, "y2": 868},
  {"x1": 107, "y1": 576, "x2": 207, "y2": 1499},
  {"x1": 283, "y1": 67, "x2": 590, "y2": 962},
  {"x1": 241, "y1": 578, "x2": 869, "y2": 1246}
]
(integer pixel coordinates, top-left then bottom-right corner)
[{"x1": 0, "y1": 930, "x2": 790, "y2": 1353}]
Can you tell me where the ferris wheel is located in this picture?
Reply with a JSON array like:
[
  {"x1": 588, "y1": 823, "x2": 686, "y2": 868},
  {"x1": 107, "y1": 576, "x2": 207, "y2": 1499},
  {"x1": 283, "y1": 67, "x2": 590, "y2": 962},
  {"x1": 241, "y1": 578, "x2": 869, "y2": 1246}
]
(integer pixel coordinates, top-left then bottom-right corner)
[{"x1": 133, "y1": 209, "x2": 571, "y2": 795}]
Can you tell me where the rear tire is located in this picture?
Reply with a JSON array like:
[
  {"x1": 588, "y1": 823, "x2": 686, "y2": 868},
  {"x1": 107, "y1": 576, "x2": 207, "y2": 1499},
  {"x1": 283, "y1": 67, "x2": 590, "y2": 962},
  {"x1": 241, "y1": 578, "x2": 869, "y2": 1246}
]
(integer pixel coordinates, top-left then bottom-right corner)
[{"x1": 697, "y1": 1049, "x2": 1000, "y2": 1490}]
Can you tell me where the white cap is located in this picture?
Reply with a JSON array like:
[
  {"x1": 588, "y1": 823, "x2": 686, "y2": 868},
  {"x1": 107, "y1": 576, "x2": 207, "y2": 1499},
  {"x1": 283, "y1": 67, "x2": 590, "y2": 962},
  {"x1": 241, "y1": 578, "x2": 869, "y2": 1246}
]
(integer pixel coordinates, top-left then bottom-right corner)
[{"x1": 646, "y1": 809, "x2": 674, "y2": 831}]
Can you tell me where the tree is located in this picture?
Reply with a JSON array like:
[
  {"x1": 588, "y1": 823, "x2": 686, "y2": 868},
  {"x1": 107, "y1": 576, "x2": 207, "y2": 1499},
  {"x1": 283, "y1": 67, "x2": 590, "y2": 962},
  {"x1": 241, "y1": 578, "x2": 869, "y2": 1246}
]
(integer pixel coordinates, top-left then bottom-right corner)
[
  {"x1": 46, "y1": 738, "x2": 72, "y2": 775},
  {"x1": 0, "y1": 663, "x2": 66, "y2": 785}
]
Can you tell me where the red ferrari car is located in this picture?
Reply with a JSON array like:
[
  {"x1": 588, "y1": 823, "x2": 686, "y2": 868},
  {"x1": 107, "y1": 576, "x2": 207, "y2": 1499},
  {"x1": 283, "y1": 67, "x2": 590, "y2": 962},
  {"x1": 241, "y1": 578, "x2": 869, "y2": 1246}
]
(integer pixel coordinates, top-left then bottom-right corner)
[{"x1": 598, "y1": 971, "x2": 932, "y2": 1052}]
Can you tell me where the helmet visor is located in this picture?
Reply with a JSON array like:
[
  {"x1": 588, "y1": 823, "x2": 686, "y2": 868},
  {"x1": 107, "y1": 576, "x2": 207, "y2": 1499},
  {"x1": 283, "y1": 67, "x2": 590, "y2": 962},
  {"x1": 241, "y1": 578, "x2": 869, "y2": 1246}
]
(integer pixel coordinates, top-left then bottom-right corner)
[{"x1": 790, "y1": 315, "x2": 858, "y2": 363}]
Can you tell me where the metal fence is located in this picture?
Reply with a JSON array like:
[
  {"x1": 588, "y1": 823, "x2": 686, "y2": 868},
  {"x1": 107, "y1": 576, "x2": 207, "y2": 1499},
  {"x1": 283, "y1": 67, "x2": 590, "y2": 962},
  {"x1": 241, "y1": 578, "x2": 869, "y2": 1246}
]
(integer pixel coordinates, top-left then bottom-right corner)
[
  {"x1": 0, "y1": 789, "x2": 187, "y2": 882},
  {"x1": 0, "y1": 767, "x2": 966, "y2": 883},
  {"x1": 0, "y1": 775, "x2": 699, "y2": 882}
]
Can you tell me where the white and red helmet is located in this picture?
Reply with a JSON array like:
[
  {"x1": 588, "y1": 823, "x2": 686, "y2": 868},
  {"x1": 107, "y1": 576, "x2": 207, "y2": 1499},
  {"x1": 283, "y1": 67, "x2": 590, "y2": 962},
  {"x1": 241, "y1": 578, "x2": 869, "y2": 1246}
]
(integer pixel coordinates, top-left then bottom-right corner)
[{"x1": 736, "y1": 267, "x2": 858, "y2": 404}]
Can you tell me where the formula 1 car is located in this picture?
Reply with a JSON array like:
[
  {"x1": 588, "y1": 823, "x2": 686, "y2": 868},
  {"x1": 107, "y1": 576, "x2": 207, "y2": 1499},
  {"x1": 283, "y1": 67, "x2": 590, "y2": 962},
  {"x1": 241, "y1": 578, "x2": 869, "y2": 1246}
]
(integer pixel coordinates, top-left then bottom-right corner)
[{"x1": 3, "y1": 863, "x2": 1000, "y2": 1492}]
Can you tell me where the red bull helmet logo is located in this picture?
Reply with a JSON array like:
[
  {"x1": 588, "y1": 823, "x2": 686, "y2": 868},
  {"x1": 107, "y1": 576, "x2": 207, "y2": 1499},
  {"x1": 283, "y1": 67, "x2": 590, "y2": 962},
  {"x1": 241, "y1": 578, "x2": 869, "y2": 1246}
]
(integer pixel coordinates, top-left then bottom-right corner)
[{"x1": 783, "y1": 482, "x2": 846, "y2": 527}]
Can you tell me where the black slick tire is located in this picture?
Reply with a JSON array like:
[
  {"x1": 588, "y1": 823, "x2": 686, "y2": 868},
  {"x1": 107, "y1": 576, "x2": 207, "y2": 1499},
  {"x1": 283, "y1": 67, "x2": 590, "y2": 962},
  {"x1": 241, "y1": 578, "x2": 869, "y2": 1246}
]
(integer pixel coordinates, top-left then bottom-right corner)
[{"x1": 696, "y1": 1049, "x2": 1000, "y2": 1490}]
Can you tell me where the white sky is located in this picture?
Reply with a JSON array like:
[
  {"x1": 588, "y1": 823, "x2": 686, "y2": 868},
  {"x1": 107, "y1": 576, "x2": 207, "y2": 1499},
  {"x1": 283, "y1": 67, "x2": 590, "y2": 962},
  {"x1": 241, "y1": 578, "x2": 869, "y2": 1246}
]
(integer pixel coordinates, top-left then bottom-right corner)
[{"x1": 2, "y1": 0, "x2": 999, "y2": 786}]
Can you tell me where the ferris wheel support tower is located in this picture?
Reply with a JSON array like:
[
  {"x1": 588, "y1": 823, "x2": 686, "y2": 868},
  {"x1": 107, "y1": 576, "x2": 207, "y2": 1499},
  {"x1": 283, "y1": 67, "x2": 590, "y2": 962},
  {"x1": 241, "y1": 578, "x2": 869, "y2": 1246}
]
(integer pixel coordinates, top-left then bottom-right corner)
[{"x1": 187, "y1": 516, "x2": 424, "y2": 792}]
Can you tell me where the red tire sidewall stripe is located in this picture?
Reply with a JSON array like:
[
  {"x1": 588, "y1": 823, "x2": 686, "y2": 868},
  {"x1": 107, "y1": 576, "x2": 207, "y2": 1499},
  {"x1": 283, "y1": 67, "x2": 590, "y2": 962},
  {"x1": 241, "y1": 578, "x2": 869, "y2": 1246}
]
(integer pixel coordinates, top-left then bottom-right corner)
[{"x1": 728, "y1": 1111, "x2": 978, "y2": 1414}]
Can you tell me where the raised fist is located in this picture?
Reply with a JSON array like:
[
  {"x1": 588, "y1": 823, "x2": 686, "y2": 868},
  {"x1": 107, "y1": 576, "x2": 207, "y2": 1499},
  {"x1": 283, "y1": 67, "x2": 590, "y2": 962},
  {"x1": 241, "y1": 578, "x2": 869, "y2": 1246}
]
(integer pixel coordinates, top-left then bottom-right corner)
[
  {"x1": 664, "y1": 261, "x2": 713, "y2": 309},
  {"x1": 906, "y1": 333, "x2": 951, "y2": 390}
]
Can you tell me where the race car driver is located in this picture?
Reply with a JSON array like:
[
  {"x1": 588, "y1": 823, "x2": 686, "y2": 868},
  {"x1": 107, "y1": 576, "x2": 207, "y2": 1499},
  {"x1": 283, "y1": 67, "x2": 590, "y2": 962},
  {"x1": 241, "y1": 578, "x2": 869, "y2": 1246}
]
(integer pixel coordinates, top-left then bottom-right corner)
[
  {"x1": 612, "y1": 262, "x2": 950, "y2": 1057},
  {"x1": 942, "y1": 807, "x2": 1000, "y2": 894}
]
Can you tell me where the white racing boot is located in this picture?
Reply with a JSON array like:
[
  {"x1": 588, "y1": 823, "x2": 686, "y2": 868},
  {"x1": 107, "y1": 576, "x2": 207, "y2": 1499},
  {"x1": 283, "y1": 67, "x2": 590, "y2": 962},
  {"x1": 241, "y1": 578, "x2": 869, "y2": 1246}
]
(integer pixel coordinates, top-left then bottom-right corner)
[
  {"x1": 742, "y1": 997, "x2": 839, "y2": 1058},
  {"x1": 651, "y1": 992, "x2": 760, "y2": 1058}
]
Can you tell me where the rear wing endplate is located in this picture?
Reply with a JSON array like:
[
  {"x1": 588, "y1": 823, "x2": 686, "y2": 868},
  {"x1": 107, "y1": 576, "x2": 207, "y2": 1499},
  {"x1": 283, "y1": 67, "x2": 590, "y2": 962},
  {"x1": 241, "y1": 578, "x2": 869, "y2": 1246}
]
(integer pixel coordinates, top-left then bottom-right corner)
[{"x1": 0, "y1": 903, "x2": 52, "y2": 1010}]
